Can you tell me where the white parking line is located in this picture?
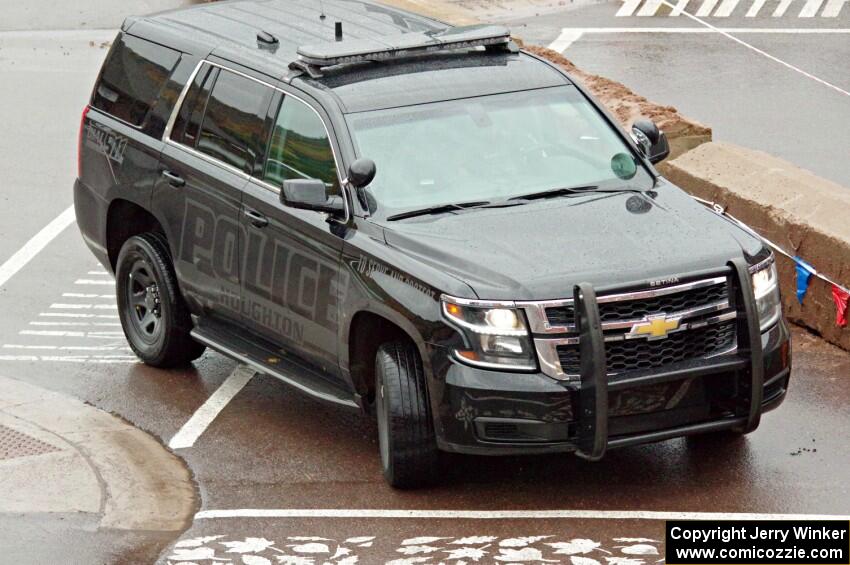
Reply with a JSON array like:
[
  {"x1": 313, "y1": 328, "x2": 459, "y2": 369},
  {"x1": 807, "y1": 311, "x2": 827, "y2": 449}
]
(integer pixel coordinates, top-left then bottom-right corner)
[
  {"x1": 194, "y1": 508, "x2": 850, "y2": 521},
  {"x1": 39, "y1": 312, "x2": 118, "y2": 319},
  {"x1": 74, "y1": 279, "x2": 113, "y2": 286},
  {"x1": 169, "y1": 365, "x2": 256, "y2": 450},
  {"x1": 29, "y1": 321, "x2": 121, "y2": 327},
  {"x1": 0, "y1": 355, "x2": 136, "y2": 363},
  {"x1": 3, "y1": 344, "x2": 130, "y2": 351},
  {"x1": 62, "y1": 293, "x2": 115, "y2": 299},
  {"x1": 0, "y1": 206, "x2": 75, "y2": 288},
  {"x1": 49, "y1": 303, "x2": 117, "y2": 310}
]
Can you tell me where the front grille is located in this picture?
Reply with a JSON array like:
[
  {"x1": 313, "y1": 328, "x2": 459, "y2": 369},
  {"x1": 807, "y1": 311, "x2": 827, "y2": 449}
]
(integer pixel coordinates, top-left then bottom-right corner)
[
  {"x1": 546, "y1": 281, "x2": 729, "y2": 327},
  {"x1": 557, "y1": 320, "x2": 736, "y2": 375}
]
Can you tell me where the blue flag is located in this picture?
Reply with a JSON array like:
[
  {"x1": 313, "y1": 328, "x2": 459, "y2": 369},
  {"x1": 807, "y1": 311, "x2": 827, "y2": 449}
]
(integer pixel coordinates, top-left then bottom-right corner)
[{"x1": 795, "y1": 256, "x2": 814, "y2": 304}]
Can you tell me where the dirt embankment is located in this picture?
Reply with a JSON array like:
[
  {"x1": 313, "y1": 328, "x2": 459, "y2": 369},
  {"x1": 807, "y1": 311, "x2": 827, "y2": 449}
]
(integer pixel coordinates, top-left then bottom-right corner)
[{"x1": 523, "y1": 43, "x2": 712, "y2": 160}]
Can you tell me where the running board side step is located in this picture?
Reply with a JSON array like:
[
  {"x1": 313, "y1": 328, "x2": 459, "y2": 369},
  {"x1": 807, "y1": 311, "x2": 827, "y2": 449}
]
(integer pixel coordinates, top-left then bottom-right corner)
[{"x1": 191, "y1": 321, "x2": 359, "y2": 411}]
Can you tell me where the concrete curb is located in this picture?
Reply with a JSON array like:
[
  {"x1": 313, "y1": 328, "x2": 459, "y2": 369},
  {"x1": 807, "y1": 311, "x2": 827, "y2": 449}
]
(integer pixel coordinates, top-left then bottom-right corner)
[
  {"x1": 663, "y1": 142, "x2": 850, "y2": 352},
  {"x1": 0, "y1": 375, "x2": 196, "y2": 532}
]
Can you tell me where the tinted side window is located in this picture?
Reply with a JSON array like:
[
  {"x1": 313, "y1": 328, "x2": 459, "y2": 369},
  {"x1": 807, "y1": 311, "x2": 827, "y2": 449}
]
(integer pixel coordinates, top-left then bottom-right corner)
[
  {"x1": 264, "y1": 97, "x2": 339, "y2": 194},
  {"x1": 91, "y1": 34, "x2": 180, "y2": 127},
  {"x1": 172, "y1": 65, "x2": 218, "y2": 147},
  {"x1": 196, "y1": 70, "x2": 273, "y2": 174}
]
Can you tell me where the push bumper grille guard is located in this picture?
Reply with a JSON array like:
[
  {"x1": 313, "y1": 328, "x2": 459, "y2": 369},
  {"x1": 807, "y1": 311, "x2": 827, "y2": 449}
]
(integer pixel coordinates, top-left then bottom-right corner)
[{"x1": 572, "y1": 258, "x2": 764, "y2": 461}]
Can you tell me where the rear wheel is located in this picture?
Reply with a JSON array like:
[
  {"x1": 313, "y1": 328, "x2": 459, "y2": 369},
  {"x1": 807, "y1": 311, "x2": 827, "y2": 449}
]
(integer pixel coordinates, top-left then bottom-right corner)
[
  {"x1": 116, "y1": 233, "x2": 205, "y2": 367},
  {"x1": 375, "y1": 340, "x2": 439, "y2": 489}
]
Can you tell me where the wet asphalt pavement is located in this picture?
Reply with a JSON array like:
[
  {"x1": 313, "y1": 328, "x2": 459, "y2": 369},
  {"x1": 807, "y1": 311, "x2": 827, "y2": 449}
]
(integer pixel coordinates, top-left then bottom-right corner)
[
  {"x1": 0, "y1": 7, "x2": 848, "y2": 564},
  {"x1": 503, "y1": 0, "x2": 850, "y2": 187}
]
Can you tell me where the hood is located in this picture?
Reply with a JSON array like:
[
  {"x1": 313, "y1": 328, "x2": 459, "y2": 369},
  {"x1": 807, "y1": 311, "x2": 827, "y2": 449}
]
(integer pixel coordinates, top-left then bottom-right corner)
[{"x1": 380, "y1": 183, "x2": 764, "y2": 301}]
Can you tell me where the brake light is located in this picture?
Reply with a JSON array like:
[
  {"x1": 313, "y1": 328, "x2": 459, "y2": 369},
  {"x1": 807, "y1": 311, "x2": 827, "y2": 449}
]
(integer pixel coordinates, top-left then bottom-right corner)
[{"x1": 77, "y1": 105, "x2": 89, "y2": 179}]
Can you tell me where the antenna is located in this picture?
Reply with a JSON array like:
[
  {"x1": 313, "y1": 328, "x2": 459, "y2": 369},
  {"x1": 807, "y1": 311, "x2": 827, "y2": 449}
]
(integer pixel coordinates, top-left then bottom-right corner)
[{"x1": 318, "y1": 0, "x2": 326, "y2": 20}]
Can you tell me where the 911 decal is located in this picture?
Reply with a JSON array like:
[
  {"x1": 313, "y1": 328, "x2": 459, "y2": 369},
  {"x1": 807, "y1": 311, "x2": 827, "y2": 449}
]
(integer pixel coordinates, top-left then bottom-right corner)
[{"x1": 85, "y1": 122, "x2": 127, "y2": 164}]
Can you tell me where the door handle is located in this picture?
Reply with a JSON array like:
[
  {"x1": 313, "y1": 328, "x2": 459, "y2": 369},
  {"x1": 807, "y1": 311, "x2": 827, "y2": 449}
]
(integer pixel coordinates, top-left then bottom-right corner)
[
  {"x1": 244, "y1": 208, "x2": 269, "y2": 228},
  {"x1": 161, "y1": 170, "x2": 185, "y2": 187}
]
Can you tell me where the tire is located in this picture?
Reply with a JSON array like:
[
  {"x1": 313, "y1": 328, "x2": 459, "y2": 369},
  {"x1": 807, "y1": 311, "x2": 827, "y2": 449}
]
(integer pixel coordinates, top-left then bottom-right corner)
[
  {"x1": 375, "y1": 340, "x2": 439, "y2": 489},
  {"x1": 115, "y1": 233, "x2": 205, "y2": 368}
]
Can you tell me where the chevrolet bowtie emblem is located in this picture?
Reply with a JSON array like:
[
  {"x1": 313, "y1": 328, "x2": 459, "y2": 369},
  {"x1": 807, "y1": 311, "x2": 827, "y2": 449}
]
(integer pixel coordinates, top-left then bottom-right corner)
[{"x1": 629, "y1": 314, "x2": 681, "y2": 340}]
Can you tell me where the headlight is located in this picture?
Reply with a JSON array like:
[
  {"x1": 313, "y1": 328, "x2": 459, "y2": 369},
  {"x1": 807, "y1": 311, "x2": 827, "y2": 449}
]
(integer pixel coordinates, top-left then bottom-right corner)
[
  {"x1": 442, "y1": 298, "x2": 536, "y2": 370},
  {"x1": 750, "y1": 259, "x2": 781, "y2": 330}
]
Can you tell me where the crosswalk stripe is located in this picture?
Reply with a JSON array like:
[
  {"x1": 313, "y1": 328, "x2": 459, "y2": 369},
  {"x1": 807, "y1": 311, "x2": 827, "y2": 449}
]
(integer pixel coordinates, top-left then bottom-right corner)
[
  {"x1": 773, "y1": 0, "x2": 795, "y2": 15},
  {"x1": 670, "y1": 0, "x2": 693, "y2": 14},
  {"x1": 616, "y1": 0, "x2": 846, "y2": 15},
  {"x1": 696, "y1": 0, "x2": 721, "y2": 16},
  {"x1": 745, "y1": 0, "x2": 768, "y2": 16},
  {"x1": 637, "y1": 0, "x2": 665, "y2": 15},
  {"x1": 799, "y1": 0, "x2": 825, "y2": 15},
  {"x1": 715, "y1": 0, "x2": 742, "y2": 16},
  {"x1": 822, "y1": 0, "x2": 848, "y2": 15},
  {"x1": 617, "y1": 0, "x2": 644, "y2": 16}
]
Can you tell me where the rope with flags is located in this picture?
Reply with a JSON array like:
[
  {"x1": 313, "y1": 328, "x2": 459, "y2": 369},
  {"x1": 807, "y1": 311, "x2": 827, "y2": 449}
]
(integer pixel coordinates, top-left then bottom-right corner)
[{"x1": 692, "y1": 196, "x2": 850, "y2": 328}]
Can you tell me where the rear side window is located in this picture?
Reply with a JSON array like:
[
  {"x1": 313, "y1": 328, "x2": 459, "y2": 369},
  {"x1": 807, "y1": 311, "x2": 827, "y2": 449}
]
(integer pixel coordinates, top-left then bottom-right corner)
[
  {"x1": 195, "y1": 69, "x2": 273, "y2": 174},
  {"x1": 263, "y1": 96, "x2": 339, "y2": 194},
  {"x1": 91, "y1": 34, "x2": 180, "y2": 127},
  {"x1": 172, "y1": 65, "x2": 219, "y2": 148}
]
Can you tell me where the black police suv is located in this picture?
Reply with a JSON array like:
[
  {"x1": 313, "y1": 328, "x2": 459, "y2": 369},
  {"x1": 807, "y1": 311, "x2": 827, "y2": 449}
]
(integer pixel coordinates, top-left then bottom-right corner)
[{"x1": 75, "y1": 0, "x2": 791, "y2": 487}]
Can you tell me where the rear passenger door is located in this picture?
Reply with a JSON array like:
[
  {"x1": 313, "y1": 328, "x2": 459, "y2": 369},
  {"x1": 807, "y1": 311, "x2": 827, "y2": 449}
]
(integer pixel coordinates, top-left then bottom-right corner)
[
  {"x1": 153, "y1": 62, "x2": 273, "y2": 326},
  {"x1": 239, "y1": 91, "x2": 347, "y2": 380}
]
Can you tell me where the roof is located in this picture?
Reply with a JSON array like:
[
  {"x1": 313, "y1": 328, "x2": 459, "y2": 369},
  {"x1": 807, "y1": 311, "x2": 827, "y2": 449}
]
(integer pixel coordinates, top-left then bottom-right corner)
[{"x1": 125, "y1": 0, "x2": 570, "y2": 112}]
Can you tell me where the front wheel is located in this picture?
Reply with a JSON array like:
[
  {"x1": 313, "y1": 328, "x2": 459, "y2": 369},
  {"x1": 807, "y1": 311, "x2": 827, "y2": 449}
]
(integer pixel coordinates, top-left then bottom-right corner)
[
  {"x1": 375, "y1": 340, "x2": 439, "y2": 489},
  {"x1": 116, "y1": 233, "x2": 205, "y2": 368}
]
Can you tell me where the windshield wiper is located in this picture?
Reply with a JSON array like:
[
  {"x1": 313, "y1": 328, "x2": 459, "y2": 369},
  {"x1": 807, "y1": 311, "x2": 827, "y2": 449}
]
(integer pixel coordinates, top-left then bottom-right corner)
[
  {"x1": 386, "y1": 200, "x2": 492, "y2": 221},
  {"x1": 508, "y1": 184, "x2": 648, "y2": 202}
]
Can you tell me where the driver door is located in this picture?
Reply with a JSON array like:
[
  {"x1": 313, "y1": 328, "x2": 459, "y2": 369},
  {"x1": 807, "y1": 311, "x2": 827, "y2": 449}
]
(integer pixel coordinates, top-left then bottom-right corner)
[{"x1": 239, "y1": 91, "x2": 347, "y2": 381}]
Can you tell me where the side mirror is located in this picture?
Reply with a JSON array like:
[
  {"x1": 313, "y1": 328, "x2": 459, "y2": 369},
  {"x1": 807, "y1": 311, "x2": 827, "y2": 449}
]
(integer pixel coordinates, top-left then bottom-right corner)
[
  {"x1": 631, "y1": 119, "x2": 670, "y2": 165},
  {"x1": 348, "y1": 158, "x2": 376, "y2": 188},
  {"x1": 281, "y1": 178, "x2": 344, "y2": 215}
]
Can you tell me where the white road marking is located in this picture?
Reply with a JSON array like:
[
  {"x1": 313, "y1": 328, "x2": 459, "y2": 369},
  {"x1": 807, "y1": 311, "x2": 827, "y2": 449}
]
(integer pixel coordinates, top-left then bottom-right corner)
[
  {"x1": 62, "y1": 293, "x2": 115, "y2": 299},
  {"x1": 823, "y1": 0, "x2": 849, "y2": 16},
  {"x1": 39, "y1": 312, "x2": 118, "y2": 319},
  {"x1": 169, "y1": 365, "x2": 256, "y2": 450},
  {"x1": 547, "y1": 29, "x2": 584, "y2": 51},
  {"x1": 74, "y1": 279, "x2": 113, "y2": 286},
  {"x1": 0, "y1": 206, "x2": 75, "y2": 288},
  {"x1": 799, "y1": 0, "x2": 825, "y2": 14},
  {"x1": 715, "y1": 0, "x2": 742, "y2": 16},
  {"x1": 656, "y1": 2, "x2": 850, "y2": 97},
  {"x1": 773, "y1": 0, "x2": 795, "y2": 15},
  {"x1": 746, "y1": 0, "x2": 769, "y2": 15},
  {"x1": 86, "y1": 270, "x2": 108, "y2": 275},
  {"x1": 617, "y1": 0, "x2": 644, "y2": 16},
  {"x1": 49, "y1": 303, "x2": 117, "y2": 310},
  {"x1": 194, "y1": 508, "x2": 850, "y2": 521},
  {"x1": 29, "y1": 321, "x2": 120, "y2": 327},
  {"x1": 696, "y1": 0, "x2": 720, "y2": 15},
  {"x1": 3, "y1": 344, "x2": 130, "y2": 351},
  {"x1": 615, "y1": 0, "x2": 847, "y2": 15},
  {"x1": 638, "y1": 0, "x2": 665, "y2": 15},
  {"x1": 551, "y1": 26, "x2": 850, "y2": 33},
  {"x1": 0, "y1": 355, "x2": 136, "y2": 363},
  {"x1": 670, "y1": 0, "x2": 692, "y2": 14},
  {"x1": 19, "y1": 330, "x2": 124, "y2": 338}
]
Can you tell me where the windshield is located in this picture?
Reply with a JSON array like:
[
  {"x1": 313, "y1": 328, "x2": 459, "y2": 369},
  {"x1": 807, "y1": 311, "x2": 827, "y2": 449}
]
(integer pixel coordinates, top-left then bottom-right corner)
[{"x1": 346, "y1": 86, "x2": 654, "y2": 218}]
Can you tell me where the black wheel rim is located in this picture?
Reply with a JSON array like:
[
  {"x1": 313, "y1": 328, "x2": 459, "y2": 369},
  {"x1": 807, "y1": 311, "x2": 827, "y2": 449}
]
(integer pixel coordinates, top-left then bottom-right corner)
[
  {"x1": 376, "y1": 378, "x2": 390, "y2": 470},
  {"x1": 124, "y1": 259, "x2": 163, "y2": 344}
]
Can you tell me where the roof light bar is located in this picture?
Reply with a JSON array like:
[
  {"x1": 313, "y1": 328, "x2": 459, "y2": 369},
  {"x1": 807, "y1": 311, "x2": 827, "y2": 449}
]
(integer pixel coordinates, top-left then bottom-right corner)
[{"x1": 293, "y1": 24, "x2": 513, "y2": 69}]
